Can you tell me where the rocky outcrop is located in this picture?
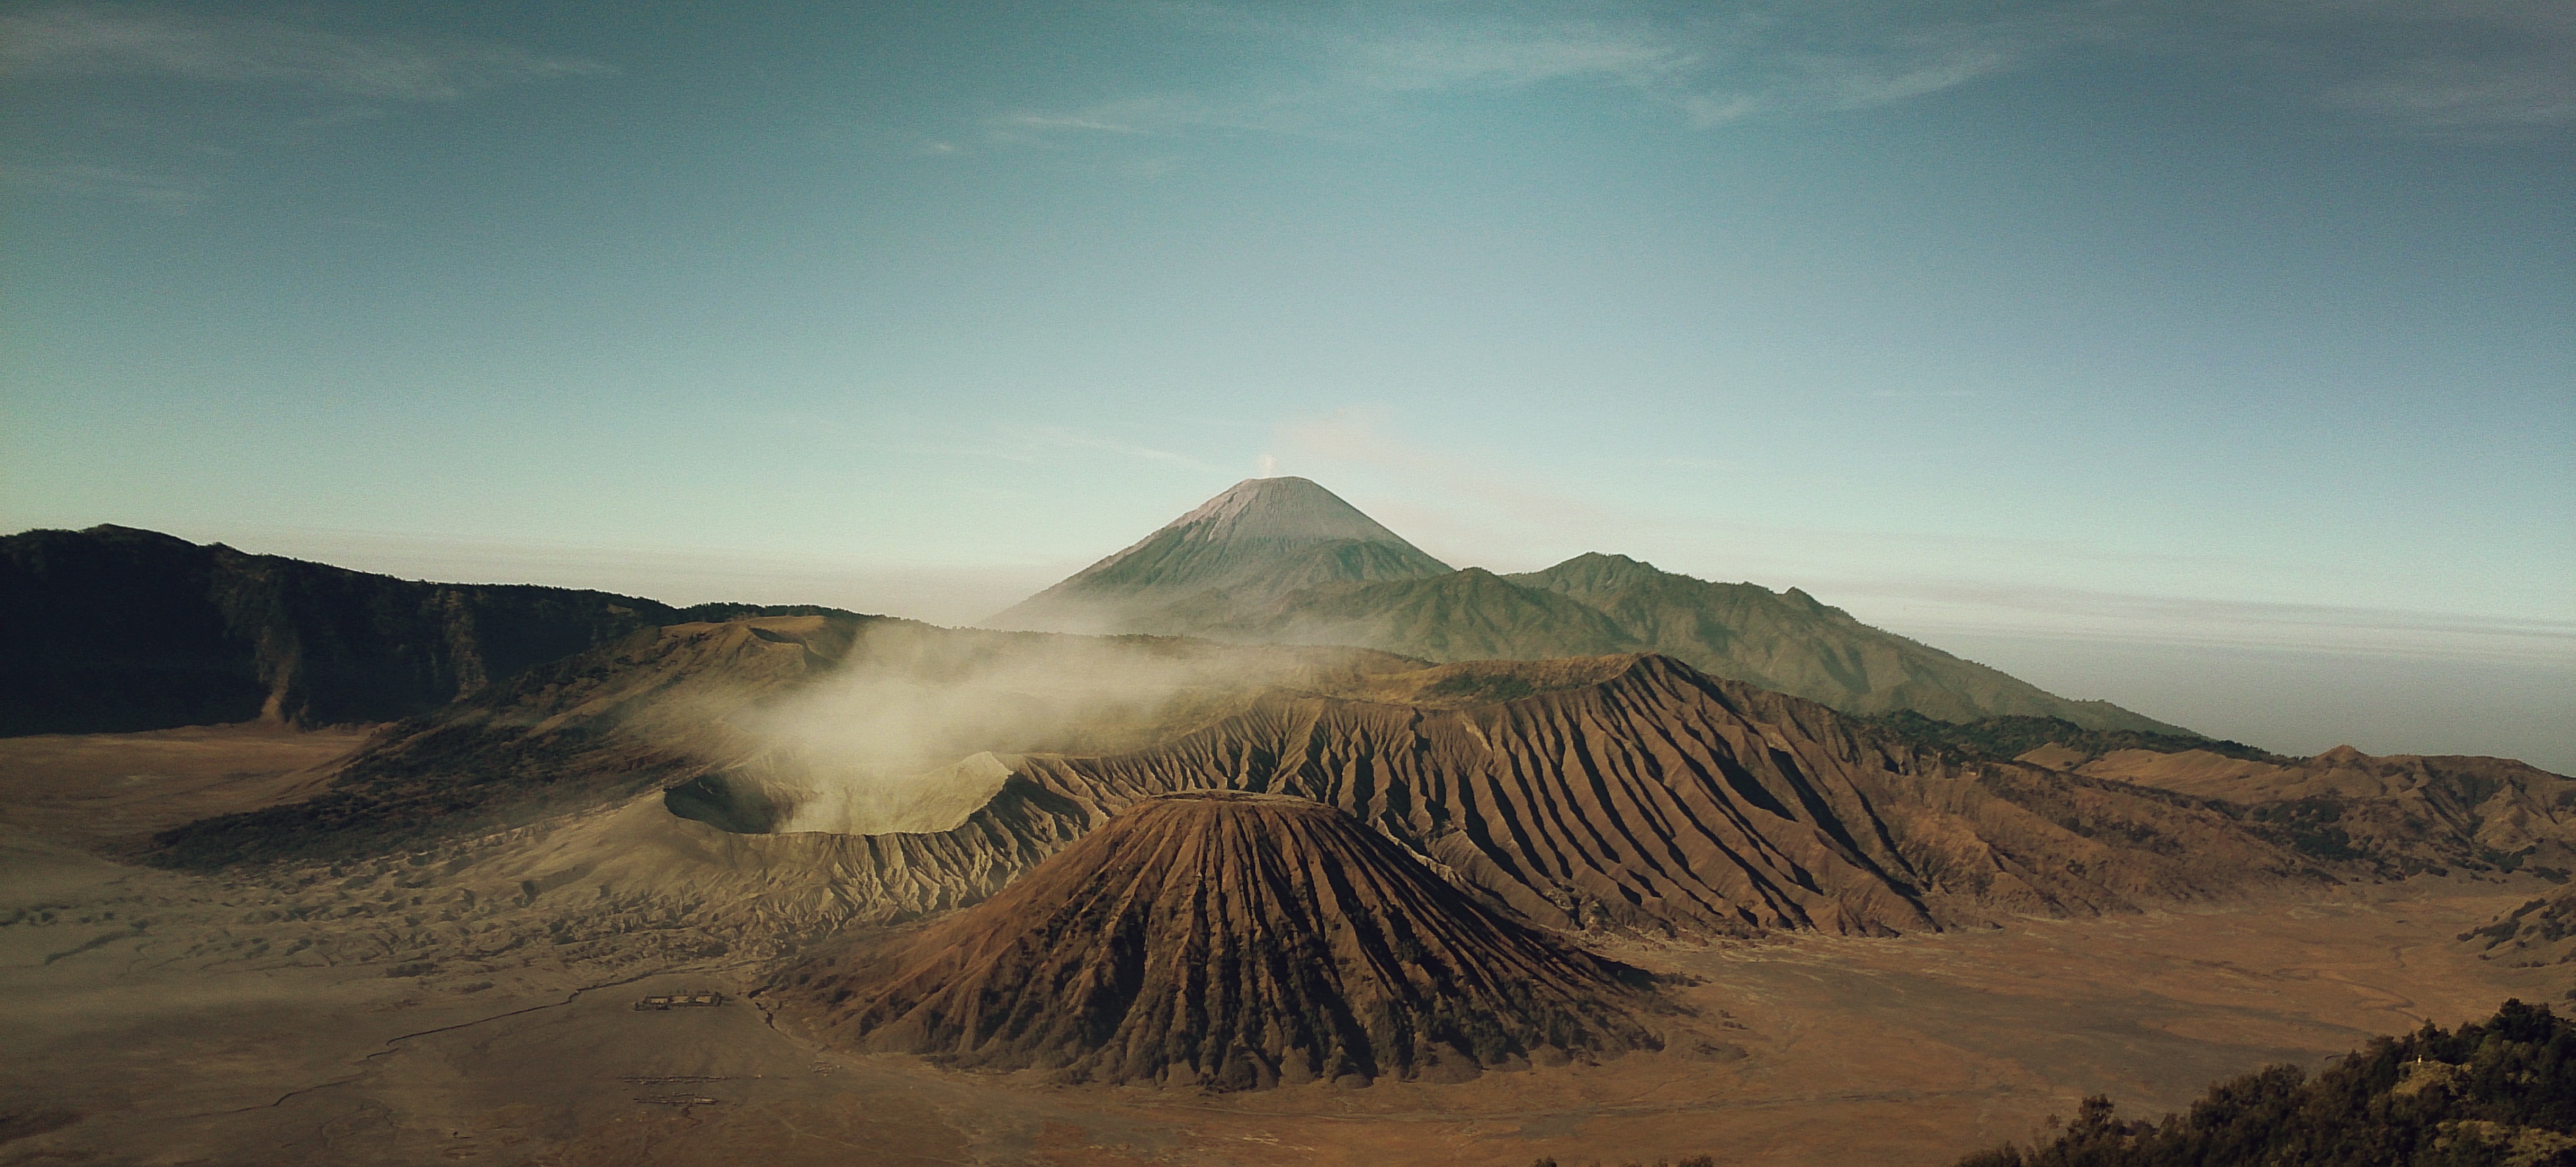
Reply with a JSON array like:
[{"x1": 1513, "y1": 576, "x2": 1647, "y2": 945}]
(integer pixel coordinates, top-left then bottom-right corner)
[{"x1": 774, "y1": 792, "x2": 1666, "y2": 1089}]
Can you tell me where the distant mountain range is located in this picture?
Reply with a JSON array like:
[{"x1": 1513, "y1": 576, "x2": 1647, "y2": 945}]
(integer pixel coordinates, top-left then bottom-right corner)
[{"x1": 990, "y1": 476, "x2": 2186, "y2": 733}]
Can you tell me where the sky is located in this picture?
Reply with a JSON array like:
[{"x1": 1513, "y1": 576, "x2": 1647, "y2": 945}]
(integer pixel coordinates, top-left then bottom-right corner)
[{"x1": 4, "y1": 1, "x2": 2571, "y2": 767}]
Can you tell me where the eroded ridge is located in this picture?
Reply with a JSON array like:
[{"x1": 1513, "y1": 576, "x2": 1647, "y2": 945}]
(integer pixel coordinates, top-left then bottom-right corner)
[{"x1": 999, "y1": 656, "x2": 2310, "y2": 936}]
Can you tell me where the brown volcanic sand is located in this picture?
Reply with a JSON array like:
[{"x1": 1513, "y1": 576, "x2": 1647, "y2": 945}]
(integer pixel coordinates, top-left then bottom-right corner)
[
  {"x1": 3, "y1": 730, "x2": 2567, "y2": 1166},
  {"x1": 3, "y1": 841, "x2": 2562, "y2": 1162},
  {"x1": 775, "y1": 792, "x2": 1667, "y2": 1089},
  {"x1": 0, "y1": 721, "x2": 372, "y2": 843}
]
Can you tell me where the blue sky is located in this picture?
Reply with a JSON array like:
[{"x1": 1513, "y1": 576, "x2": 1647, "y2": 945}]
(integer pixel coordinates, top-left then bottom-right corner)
[{"x1": 5, "y1": 1, "x2": 2570, "y2": 766}]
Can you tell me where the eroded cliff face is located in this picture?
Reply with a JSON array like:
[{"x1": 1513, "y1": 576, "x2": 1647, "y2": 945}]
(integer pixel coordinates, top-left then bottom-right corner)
[{"x1": 773, "y1": 792, "x2": 1667, "y2": 1090}]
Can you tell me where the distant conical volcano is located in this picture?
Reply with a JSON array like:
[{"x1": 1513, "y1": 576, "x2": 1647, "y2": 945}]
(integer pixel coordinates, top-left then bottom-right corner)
[
  {"x1": 984, "y1": 477, "x2": 2191, "y2": 734},
  {"x1": 986, "y1": 476, "x2": 1451, "y2": 631},
  {"x1": 772, "y1": 791, "x2": 1665, "y2": 1089}
]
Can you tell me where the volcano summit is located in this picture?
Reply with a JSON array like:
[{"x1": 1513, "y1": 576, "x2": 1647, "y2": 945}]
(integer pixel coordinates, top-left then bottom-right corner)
[{"x1": 989, "y1": 475, "x2": 1453, "y2": 632}]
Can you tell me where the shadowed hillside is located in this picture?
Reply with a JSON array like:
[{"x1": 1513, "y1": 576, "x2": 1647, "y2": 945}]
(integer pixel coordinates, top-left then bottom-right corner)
[{"x1": 0, "y1": 525, "x2": 844, "y2": 736}]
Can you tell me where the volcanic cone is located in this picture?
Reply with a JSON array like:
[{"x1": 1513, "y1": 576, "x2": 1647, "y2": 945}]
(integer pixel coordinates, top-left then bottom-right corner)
[{"x1": 774, "y1": 791, "x2": 1665, "y2": 1089}]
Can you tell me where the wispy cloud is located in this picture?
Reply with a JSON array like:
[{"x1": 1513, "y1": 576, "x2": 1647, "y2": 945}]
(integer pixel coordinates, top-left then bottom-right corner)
[
  {"x1": 994, "y1": 3, "x2": 2099, "y2": 141},
  {"x1": 985, "y1": 1, "x2": 2572, "y2": 143},
  {"x1": 998, "y1": 111, "x2": 1154, "y2": 136},
  {"x1": 1337, "y1": 20, "x2": 1701, "y2": 93},
  {"x1": 3, "y1": 8, "x2": 610, "y2": 212},
  {"x1": 0, "y1": 7, "x2": 611, "y2": 100}
]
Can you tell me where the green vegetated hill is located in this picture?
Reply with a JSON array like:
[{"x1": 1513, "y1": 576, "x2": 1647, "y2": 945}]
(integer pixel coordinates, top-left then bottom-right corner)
[
  {"x1": 0, "y1": 524, "x2": 852, "y2": 735},
  {"x1": 1953, "y1": 999, "x2": 2576, "y2": 1167},
  {"x1": 1868, "y1": 711, "x2": 2288, "y2": 766},
  {"x1": 990, "y1": 478, "x2": 2186, "y2": 734}
]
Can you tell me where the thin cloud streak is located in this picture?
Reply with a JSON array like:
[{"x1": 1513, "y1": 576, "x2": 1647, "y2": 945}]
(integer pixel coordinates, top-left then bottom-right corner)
[
  {"x1": 0, "y1": 7, "x2": 610, "y2": 101},
  {"x1": 2325, "y1": 57, "x2": 2575, "y2": 130},
  {"x1": 997, "y1": 3, "x2": 2107, "y2": 139},
  {"x1": 1, "y1": 162, "x2": 204, "y2": 212}
]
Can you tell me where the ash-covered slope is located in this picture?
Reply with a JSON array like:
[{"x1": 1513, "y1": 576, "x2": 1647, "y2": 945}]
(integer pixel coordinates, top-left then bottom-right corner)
[
  {"x1": 0, "y1": 524, "x2": 840, "y2": 736},
  {"x1": 774, "y1": 791, "x2": 1665, "y2": 1089},
  {"x1": 988, "y1": 477, "x2": 1452, "y2": 632},
  {"x1": 985, "y1": 484, "x2": 2180, "y2": 733}
]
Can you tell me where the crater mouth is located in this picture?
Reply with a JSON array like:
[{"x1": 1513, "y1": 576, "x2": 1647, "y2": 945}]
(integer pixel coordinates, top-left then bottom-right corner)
[
  {"x1": 662, "y1": 752, "x2": 1018, "y2": 836},
  {"x1": 662, "y1": 770, "x2": 800, "y2": 834}
]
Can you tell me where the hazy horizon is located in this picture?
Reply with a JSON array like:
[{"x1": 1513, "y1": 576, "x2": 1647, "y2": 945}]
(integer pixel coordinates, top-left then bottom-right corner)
[{"x1": 5, "y1": 3, "x2": 2569, "y2": 768}]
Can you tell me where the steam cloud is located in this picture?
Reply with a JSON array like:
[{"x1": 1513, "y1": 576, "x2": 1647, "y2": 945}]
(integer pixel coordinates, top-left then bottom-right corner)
[{"x1": 722, "y1": 624, "x2": 1308, "y2": 835}]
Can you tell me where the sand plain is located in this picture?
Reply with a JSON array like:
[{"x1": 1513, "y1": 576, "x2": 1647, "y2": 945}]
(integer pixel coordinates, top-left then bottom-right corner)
[{"x1": 2, "y1": 725, "x2": 2565, "y2": 1167}]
